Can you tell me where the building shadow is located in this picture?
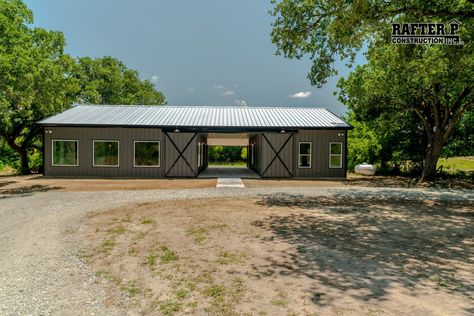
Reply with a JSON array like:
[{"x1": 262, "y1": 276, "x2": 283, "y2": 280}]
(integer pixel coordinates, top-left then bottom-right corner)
[
  {"x1": 0, "y1": 184, "x2": 63, "y2": 199},
  {"x1": 251, "y1": 192, "x2": 474, "y2": 309},
  {"x1": 0, "y1": 180, "x2": 16, "y2": 188}
]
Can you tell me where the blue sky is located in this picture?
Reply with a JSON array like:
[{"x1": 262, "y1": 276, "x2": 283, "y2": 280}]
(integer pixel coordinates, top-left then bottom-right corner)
[{"x1": 25, "y1": 0, "x2": 363, "y2": 115}]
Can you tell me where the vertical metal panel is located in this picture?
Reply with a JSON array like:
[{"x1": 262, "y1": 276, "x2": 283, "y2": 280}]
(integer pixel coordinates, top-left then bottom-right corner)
[
  {"x1": 44, "y1": 127, "x2": 163, "y2": 177},
  {"x1": 254, "y1": 134, "x2": 263, "y2": 174},
  {"x1": 294, "y1": 129, "x2": 346, "y2": 178},
  {"x1": 164, "y1": 132, "x2": 198, "y2": 177}
]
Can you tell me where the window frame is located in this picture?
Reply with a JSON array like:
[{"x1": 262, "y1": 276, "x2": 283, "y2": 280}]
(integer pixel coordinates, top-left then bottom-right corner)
[
  {"x1": 298, "y1": 141, "x2": 312, "y2": 169},
  {"x1": 329, "y1": 142, "x2": 343, "y2": 169},
  {"x1": 51, "y1": 139, "x2": 79, "y2": 167},
  {"x1": 92, "y1": 140, "x2": 120, "y2": 168},
  {"x1": 133, "y1": 140, "x2": 160, "y2": 168}
]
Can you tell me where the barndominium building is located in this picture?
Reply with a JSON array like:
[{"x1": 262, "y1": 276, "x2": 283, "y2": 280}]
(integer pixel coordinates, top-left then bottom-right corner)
[{"x1": 38, "y1": 105, "x2": 352, "y2": 178}]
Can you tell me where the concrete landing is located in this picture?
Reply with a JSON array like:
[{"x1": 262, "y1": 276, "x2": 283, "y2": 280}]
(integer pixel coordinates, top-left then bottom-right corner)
[
  {"x1": 198, "y1": 166, "x2": 260, "y2": 179},
  {"x1": 216, "y1": 177, "x2": 245, "y2": 188}
]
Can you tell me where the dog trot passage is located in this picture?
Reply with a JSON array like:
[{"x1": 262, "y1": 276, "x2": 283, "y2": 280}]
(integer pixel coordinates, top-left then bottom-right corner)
[{"x1": 216, "y1": 177, "x2": 245, "y2": 188}]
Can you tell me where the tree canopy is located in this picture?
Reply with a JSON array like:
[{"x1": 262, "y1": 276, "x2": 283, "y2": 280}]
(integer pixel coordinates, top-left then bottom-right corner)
[
  {"x1": 0, "y1": 0, "x2": 166, "y2": 174},
  {"x1": 74, "y1": 56, "x2": 165, "y2": 105},
  {"x1": 0, "y1": 0, "x2": 78, "y2": 173},
  {"x1": 272, "y1": 0, "x2": 474, "y2": 181}
]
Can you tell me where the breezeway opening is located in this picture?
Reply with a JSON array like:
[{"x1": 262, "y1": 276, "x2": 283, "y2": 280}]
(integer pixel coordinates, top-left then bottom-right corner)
[{"x1": 197, "y1": 133, "x2": 260, "y2": 179}]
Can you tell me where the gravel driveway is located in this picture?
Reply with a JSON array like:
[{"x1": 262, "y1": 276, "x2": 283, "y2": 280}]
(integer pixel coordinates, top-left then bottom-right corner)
[{"x1": 0, "y1": 186, "x2": 472, "y2": 315}]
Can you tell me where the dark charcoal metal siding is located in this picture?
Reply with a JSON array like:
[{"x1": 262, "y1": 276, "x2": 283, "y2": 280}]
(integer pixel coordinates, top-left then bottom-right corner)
[
  {"x1": 163, "y1": 132, "x2": 198, "y2": 177},
  {"x1": 293, "y1": 129, "x2": 346, "y2": 178},
  {"x1": 44, "y1": 127, "x2": 163, "y2": 177}
]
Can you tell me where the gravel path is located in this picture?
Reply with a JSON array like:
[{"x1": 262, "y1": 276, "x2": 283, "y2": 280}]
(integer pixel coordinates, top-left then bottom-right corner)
[{"x1": 0, "y1": 186, "x2": 472, "y2": 315}]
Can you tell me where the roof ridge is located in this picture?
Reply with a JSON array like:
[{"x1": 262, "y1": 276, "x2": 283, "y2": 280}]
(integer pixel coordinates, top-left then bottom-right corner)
[{"x1": 73, "y1": 104, "x2": 330, "y2": 110}]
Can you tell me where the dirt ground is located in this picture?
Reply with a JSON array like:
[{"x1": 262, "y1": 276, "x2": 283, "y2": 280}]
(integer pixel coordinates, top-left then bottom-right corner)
[
  {"x1": 77, "y1": 196, "x2": 474, "y2": 316},
  {"x1": 0, "y1": 175, "x2": 216, "y2": 194},
  {"x1": 1, "y1": 174, "x2": 472, "y2": 197},
  {"x1": 243, "y1": 174, "x2": 474, "y2": 189}
]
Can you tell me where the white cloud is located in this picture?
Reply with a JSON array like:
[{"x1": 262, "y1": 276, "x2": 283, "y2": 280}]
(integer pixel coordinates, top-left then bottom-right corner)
[
  {"x1": 232, "y1": 83, "x2": 239, "y2": 88},
  {"x1": 289, "y1": 91, "x2": 312, "y2": 98},
  {"x1": 150, "y1": 75, "x2": 159, "y2": 83},
  {"x1": 187, "y1": 88, "x2": 196, "y2": 92},
  {"x1": 234, "y1": 99, "x2": 248, "y2": 107},
  {"x1": 222, "y1": 90, "x2": 235, "y2": 96},
  {"x1": 213, "y1": 84, "x2": 224, "y2": 89}
]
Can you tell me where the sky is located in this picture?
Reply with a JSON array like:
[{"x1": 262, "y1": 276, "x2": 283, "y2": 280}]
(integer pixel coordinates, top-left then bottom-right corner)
[{"x1": 25, "y1": 0, "x2": 364, "y2": 115}]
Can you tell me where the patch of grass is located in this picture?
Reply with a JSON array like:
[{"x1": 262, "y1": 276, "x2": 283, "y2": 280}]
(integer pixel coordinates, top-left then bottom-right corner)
[
  {"x1": 159, "y1": 300, "x2": 182, "y2": 316},
  {"x1": 216, "y1": 250, "x2": 246, "y2": 265},
  {"x1": 145, "y1": 253, "x2": 158, "y2": 267},
  {"x1": 208, "y1": 161, "x2": 247, "y2": 167},
  {"x1": 0, "y1": 165, "x2": 14, "y2": 175},
  {"x1": 101, "y1": 239, "x2": 116, "y2": 253},
  {"x1": 270, "y1": 299, "x2": 286, "y2": 307},
  {"x1": 271, "y1": 289, "x2": 288, "y2": 307},
  {"x1": 203, "y1": 279, "x2": 245, "y2": 316},
  {"x1": 108, "y1": 224, "x2": 127, "y2": 235},
  {"x1": 430, "y1": 273, "x2": 465, "y2": 291},
  {"x1": 438, "y1": 156, "x2": 474, "y2": 172},
  {"x1": 141, "y1": 217, "x2": 154, "y2": 224},
  {"x1": 186, "y1": 226, "x2": 208, "y2": 244},
  {"x1": 94, "y1": 270, "x2": 120, "y2": 285},
  {"x1": 210, "y1": 223, "x2": 229, "y2": 231},
  {"x1": 204, "y1": 285, "x2": 226, "y2": 298},
  {"x1": 186, "y1": 282, "x2": 197, "y2": 291},
  {"x1": 175, "y1": 288, "x2": 188, "y2": 300},
  {"x1": 160, "y1": 245, "x2": 178, "y2": 264},
  {"x1": 128, "y1": 247, "x2": 138, "y2": 257},
  {"x1": 121, "y1": 280, "x2": 140, "y2": 297},
  {"x1": 187, "y1": 301, "x2": 198, "y2": 308}
]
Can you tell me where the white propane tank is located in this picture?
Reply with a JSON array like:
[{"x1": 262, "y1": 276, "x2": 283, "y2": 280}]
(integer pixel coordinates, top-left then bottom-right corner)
[{"x1": 354, "y1": 163, "x2": 376, "y2": 176}]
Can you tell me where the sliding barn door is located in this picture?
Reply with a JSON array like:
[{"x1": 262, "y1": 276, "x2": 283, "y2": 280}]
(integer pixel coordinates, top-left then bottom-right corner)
[
  {"x1": 164, "y1": 132, "x2": 198, "y2": 177},
  {"x1": 260, "y1": 133, "x2": 294, "y2": 178}
]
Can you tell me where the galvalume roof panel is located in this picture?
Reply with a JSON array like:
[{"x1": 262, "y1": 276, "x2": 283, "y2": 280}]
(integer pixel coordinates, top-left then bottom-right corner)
[{"x1": 38, "y1": 105, "x2": 352, "y2": 129}]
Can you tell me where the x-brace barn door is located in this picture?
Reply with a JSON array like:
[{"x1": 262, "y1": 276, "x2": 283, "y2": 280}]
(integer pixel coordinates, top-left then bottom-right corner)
[
  {"x1": 261, "y1": 133, "x2": 294, "y2": 178},
  {"x1": 164, "y1": 132, "x2": 198, "y2": 177}
]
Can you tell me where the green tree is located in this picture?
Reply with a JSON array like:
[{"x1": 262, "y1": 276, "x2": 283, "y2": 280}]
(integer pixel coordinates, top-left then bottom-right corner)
[
  {"x1": 442, "y1": 109, "x2": 474, "y2": 157},
  {"x1": 208, "y1": 146, "x2": 223, "y2": 161},
  {"x1": 346, "y1": 113, "x2": 381, "y2": 171},
  {"x1": 347, "y1": 110, "x2": 427, "y2": 174},
  {"x1": 0, "y1": 0, "x2": 78, "y2": 174},
  {"x1": 271, "y1": 0, "x2": 474, "y2": 181},
  {"x1": 241, "y1": 147, "x2": 248, "y2": 160},
  {"x1": 74, "y1": 56, "x2": 165, "y2": 105},
  {"x1": 0, "y1": 0, "x2": 166, "y2": 174}
]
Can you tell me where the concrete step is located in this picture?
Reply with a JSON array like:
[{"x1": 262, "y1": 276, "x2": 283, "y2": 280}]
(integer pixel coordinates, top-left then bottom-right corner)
[{"x1": 216, "y1": 177, "x2": 245, "y2": 188}]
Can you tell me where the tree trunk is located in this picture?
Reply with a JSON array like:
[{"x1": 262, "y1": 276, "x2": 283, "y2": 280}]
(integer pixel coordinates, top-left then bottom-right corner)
[
  {"x1": 420, "y1": 134, "x2": 444, "y2": 182},
  {"x1": 18, "y1": 147, "x2": 31, "y2": 175}
]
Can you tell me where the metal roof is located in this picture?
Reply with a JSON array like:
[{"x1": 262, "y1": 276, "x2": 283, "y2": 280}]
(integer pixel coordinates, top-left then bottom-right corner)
[{"x1": 38, "y1": 105, "x2": 352, "y2": 130}]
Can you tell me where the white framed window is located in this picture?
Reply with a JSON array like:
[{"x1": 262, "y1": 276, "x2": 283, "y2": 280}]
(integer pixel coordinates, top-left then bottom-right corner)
[
  {"x1": 329, "y1": 142, "x2": 343, "y2": 168},
  {"x1": 52, "y1": 140, "x2": 78, "y2": 166},
  {"x1": 93, "y1": 140, "x2": 119, "y2": 167},
  {"x1": 298, "y1": 142, "x2": 311, "y2": 168},
  {"x1": 134, "y1": 141, "x2": 160, "y2": 167}
]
